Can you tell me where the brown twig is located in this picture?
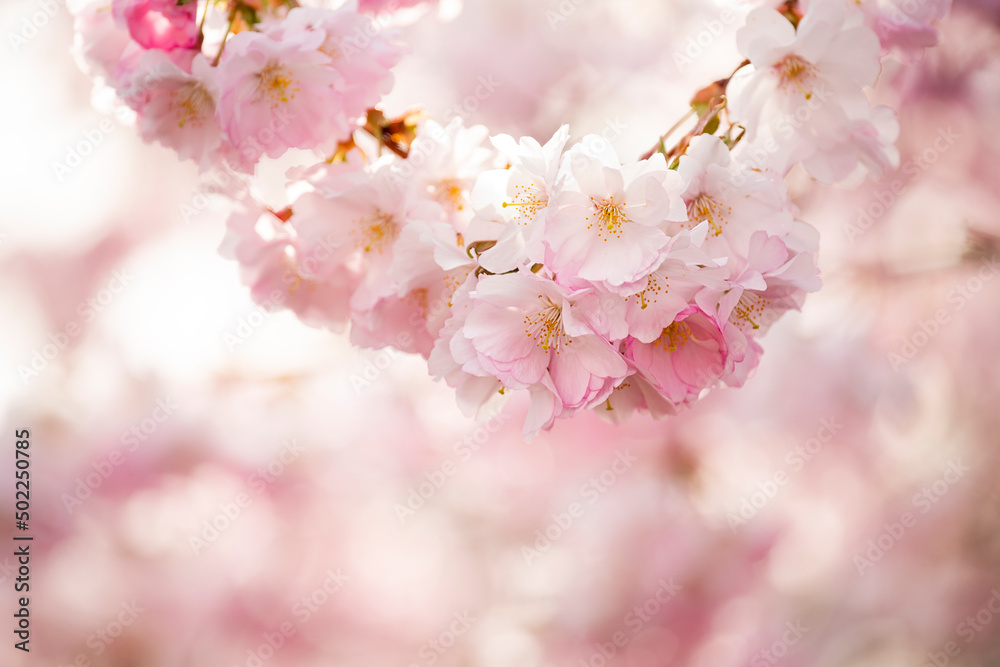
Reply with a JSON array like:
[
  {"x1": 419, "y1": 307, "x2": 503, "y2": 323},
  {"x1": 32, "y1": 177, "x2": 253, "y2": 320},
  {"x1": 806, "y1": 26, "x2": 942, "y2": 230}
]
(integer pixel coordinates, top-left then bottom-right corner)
[
  {"x1": 212, "y1": 4, "x2": 240, "y2": 67},
  {"x1": 639, "y1": 59, "x2": 750, "y2": 161}
]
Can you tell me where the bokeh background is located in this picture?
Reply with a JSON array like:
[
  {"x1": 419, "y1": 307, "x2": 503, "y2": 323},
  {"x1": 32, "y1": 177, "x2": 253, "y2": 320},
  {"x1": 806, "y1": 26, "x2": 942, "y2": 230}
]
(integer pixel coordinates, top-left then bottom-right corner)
[{"x1": 3, "y1": 0, "x2": 1000, "y2": 665}]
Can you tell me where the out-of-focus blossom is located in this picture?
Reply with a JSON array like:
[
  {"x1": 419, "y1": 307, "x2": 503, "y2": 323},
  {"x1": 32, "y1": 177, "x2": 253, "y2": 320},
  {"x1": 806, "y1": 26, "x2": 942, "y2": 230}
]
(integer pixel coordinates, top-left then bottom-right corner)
[
  {"x1": 125, "y1": 51, "x2": 223, "y2": 169},
  {"x1": 729, "y1": 0, "x2": 898, "y2": 182},
  {"x1": 112, "y1": 0, "x2": 199, "y2": 51}
]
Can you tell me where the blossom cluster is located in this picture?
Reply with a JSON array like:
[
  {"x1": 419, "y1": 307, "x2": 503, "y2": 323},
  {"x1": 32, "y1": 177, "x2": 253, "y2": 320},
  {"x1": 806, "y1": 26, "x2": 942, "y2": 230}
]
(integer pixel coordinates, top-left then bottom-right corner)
[
  {"x1": 221, "y1": 119, "x2": 822, "y2": 436},
  {"x1": 69, "y1": 0, "x2": 405, "y2": 170},
  {"x1": 68, "y1": 0, "x2": 950, "y2": 436}
]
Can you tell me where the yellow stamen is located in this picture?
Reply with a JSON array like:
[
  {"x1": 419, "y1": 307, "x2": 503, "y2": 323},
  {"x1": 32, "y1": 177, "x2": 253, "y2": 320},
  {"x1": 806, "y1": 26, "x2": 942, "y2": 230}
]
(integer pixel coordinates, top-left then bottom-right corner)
[
  {"x1": 501, "y1": 183, "x2": 548, "y2": 224},
  {"x1": 686, "y1": 193, "x2": 731, "y2": 237},
  {"x1": 523, "y1": 295, "x2": 571, "y2": 353},
  {"x1": 352, "y1": 210, "x2": 399, "y2": 254},
  {"x1": 170, "y1": 81, "x2": 212, "y2": 129},
  {"x1": 586, "y1": 195, "x2": 630, "y2": 241},
  {"x1": 776, "y1": 54, "x2": 817, "y2": 100},
  {"x1": 254, "y1": 63, "x2": 300, "y2": 109},
  {"x1": 660, "y1": 321, "x2": 693, "y2": 352}
]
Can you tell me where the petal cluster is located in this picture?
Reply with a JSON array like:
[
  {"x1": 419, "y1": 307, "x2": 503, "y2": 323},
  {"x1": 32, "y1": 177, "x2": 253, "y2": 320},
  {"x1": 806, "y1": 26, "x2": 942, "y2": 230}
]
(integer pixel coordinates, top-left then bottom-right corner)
[
  {"x1": 71, "y1": 1, "x2": 402, "y2": 172},
  {"x1": 66, "y1": 0, "x2": 953, "y2": 436},
  {"x1": 225, "y1": 120, "x2": 819, "y2": 437}
]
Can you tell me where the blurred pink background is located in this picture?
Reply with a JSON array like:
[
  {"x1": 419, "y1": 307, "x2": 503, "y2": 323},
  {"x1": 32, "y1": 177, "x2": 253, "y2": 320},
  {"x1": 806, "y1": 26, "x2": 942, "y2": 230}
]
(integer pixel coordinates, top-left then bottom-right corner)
[{"x1": 3, "y1": 0, "x2": 1000, "y2": 666}]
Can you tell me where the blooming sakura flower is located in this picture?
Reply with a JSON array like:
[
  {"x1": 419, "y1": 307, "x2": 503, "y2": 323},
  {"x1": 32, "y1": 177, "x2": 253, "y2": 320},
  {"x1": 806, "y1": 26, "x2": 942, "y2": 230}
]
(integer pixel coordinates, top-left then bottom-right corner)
[
  {"x1": 461, "y1": 271, "x2": 628, "y2": 436},
  {"x1": 468, "y1": 125, "x2": 570, "y2": 274},
  {"x1": 68, "y1": 0, "x2": 135, "y2": 83},
  {"x1": 600, "y1": 373, "x2": 678, "y2": 423},
  {"x1": 624, "y1": 307, "x2": 735, "y2": 407},
  {"x1": 219, "y1": 198, "x2": 357, "y2": 331},
  {"x1": 351, "y1": 120, "x2": 492, "y2": 354},
  {"x1": 400, "y1": 118, "x2": 495, "y2": 230},
  {"x1": 618, "y1": 229, "x2": 730, "y2": 344},
  {"x1": 798, "y1": 103, "x2": 900, "y2": 184},
  {"x1": 731, "y1": 0, "x2": 881, "y2": 136},
  {"x1": 728, "y1": 0, "x2": 901, "y2": 181},
  {"x1": 352, "y1": 217, "x2": 474, "y2": 357},
  {"x1": 850, "y1": 0, "x2": 952, "y2": 55},
  {"x1": 214, "y1": 29, "x2": 344, "y2": 168},
  {"x1": 112, "y1": 0, "x2": 198, "y2": 52},
  {"x1": 428, "y1": 274, "x2": 508, "y2": 418},
  {"x1": 697, "y1": 230, "x2": 820, "y2": 347},
  {"x1": 545, "y1": 137, "x2": 687, "y2": 289},
  {"x1": 291, "y1": 160, "x2": 443, "y2": 324},
  {"x1": 263, "y1": 4, "x2": 403, "y2": 122},
  {"x1": 677, "y1": 135, "x2": 795, "y2": 256},
  {"x1": 125, "y1": 51, "x2": 223, "y2": 169}
]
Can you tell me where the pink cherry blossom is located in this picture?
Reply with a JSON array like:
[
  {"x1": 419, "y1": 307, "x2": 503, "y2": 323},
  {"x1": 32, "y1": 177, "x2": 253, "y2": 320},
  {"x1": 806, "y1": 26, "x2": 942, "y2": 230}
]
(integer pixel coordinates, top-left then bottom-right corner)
[
  {"x1": 545, "y1": 137, "x2": 687, "y2": 289},
  {"x1": 214, "y1": 29, "x2": 344, "y2": 168},
  {"x1": 694, "y1": 230, "x2": 820, "y2": 375},
  {"x1": 427, "y1": 273, "x2": 509, "y2": 418},
  {"x1": 624, "y1": 306, "x2": 734, "y2": 407},
  {"x1": 461, "y1": 271, "x2": 629, "y2": 436},
  {"x1": 353, "y1": 217, "x2": 474, "y2": 357},
  {"x1": 68, "y1": 0, "x2": 135, "y2": 83},
  {"x1": 112, "y1": 0, "x2": 199, "y2": 52},
  {"x1": 850, "y1": 0, "x2": 952, "y2": 55},
  {"x1": 600, "y1": 372, "x2": 678, "y2": 423},
  {"x1": 62, "y1": 0, "x2": 956, "y2": 434},
  {"x1": 731, "y1": 0, "x2": 882, "y2": 132},
  {"x1": 290, "y1": 160, "x2": 442, "y2": 322},
  {"x1": 678, "y1": 134, "x2": 796, "y2": 255},
  {"x1": 396, "y1": 118, "x2": 495, "y2": 233},
  {"x1": 728, "y1": 0, "x2": 899, "y2": 181},
  {"x1": 219, "y1": 197, "x2": 357, "y2": 331},
  {"x1": 619, "y1": 228, "x2": 730, "y2": 344},
  {"x1": 125, "y1": 50, "x2": 223, "y2": 169},
  {"x1": 468, "y1": 125, "x2": 570, "y2": 274},
  {"x1": 263, "y1": 4, "x2": 404, "y2": 123}
]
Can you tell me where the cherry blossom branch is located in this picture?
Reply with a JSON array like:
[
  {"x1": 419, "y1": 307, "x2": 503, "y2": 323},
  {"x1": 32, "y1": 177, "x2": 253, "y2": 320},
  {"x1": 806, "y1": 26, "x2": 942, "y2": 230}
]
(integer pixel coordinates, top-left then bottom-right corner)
[
  {"x1": 196, "y1": 0, "x2": 210, "y2": 48},
  {"x1": 212, "y1": 4, "x2": 240, "y2": 67},
  {"x1": 639, "y1": 59, "x2": 748, "y2": 162},
  {"x1": 72, "y1": 0, "x2": 954, "y2": 436}
]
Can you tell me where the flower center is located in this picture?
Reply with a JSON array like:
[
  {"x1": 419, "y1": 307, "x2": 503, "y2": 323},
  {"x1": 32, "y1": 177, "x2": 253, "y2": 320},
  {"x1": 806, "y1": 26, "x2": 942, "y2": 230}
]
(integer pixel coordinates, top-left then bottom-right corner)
[
  {"x1": 587, "y1": 196, "x2": 630, "y2": 240},
  {"x1": 353, "y1": 210, "x2": 399, "y2": 254},
  {"x1": 501, "y1": 183, "x2": 548, "y2": 224},
  {"x1": 282, "y1": 250, "x2": 312, "y2": 296},
  {"x1": 320, "y1": 38, "x2": 341, "y2": 60},
  {"x1": 730, "y1": 292, "x2": 769, "y2": 332},
  {"x1": 254, "y1": 63, "x2": 299, "y2": 108},
  {"x1": 629, "y1": 270, "x2": 669, "y2": 310},
  {"x1": 659, "y1": 321, "x2": 693, "y2": 352},
  {"x1": 523, "y1": 296, "x2": 570, "y2": 353},
  {"x1": 432, "y1": 179, "x2": 466, "y2": 211},
  {"x1": 686, "y1": 194, "x2": 731, "y2": 237},
  {"x1": 775, "y1": 54, "x2": 817, "y2": 100},
  {"x1": 170, "y1": 81, "x2": 212, "y2": 129},
  {"x1": 442, "y1": 271, "x2": 468, "y2": 308}
]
